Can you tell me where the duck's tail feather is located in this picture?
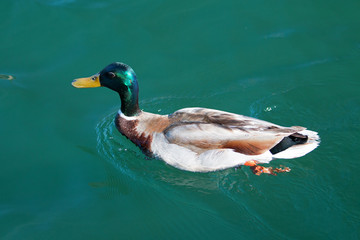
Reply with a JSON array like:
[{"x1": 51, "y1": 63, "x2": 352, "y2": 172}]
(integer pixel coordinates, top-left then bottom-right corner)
[{"x1": 271, "y1": 130, "x2": 320, "y2": 159}]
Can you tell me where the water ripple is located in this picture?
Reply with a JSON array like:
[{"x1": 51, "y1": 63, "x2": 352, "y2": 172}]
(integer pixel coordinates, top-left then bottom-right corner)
[
  {"x1": 263, "y1": 29, "x2": 295, "y2": 39},
  {"x1": 93, "y1": 97, "x2": 340, "y2": 237},
  {"x1": 94, "y1": 107, "x2": 291, "y2": 235}
]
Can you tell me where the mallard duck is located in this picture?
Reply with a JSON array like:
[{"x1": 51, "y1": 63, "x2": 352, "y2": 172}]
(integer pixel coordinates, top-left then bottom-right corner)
[{"x1": 72, "y1": 62, "x2": 320, "y2": 175}]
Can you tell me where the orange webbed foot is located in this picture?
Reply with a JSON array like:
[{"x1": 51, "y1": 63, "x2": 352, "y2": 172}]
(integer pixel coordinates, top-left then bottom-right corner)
[
  {"x1": 273, "y1": 166, "x2": 291, "y2": 174},
  {"x1": 244, "y1": 161, "x2": 290, "y2": 176},
  {"x1": 250, "y1": 165, "x2": 277, "y2": 176},
  {"x1": 244, "y1": 160, "x2": 257, "y2": 167}
]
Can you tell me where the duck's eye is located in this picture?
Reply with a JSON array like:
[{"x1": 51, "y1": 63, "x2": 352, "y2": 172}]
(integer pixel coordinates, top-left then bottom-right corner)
[{"x1": 107, "y1": 72, "x2": 116, "y2": 78}]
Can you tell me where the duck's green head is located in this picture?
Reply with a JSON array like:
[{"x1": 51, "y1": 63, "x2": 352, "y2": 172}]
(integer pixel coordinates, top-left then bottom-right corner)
[{"x1": 72, "y1": 62, "x2": 140, "y2": 116}]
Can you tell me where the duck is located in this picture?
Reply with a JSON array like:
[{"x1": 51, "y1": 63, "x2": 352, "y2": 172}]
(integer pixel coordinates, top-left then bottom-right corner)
[{"x1": 72, "y1": 62, "x2": 320, "y2": 175}]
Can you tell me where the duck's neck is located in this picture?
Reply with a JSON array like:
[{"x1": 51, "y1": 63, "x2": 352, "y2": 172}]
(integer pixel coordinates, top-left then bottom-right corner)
[{"x1": 118, "y1": 83, "x2": 141, "y2": 117}]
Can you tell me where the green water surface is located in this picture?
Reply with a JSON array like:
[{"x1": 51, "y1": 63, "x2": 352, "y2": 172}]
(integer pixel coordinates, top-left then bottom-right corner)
[{"x1": 1, "y1": 0, "x2": 359, "y2": 239}]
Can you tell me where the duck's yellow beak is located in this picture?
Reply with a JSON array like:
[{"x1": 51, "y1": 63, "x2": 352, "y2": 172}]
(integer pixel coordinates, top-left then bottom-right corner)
[{"x1": 72, "y1": 74, "x2": 101, "y2": 88}]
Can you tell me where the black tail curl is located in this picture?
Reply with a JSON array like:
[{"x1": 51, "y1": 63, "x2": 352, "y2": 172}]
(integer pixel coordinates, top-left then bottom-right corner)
[{"x1": 270, "y1": 133, "x2": 308, "y2": 154}]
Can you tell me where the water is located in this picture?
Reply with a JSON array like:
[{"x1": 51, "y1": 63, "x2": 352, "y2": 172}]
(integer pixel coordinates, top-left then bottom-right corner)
[{"x1": 1, "y1": 0, "x2": 359, "y2": 239}]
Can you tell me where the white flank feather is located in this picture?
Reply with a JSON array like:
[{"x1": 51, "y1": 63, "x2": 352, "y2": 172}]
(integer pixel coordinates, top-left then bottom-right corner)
[
  {"x1": 151, "y1": 133, "x2": 274, "y2": 172},
  {"x1": 151, "y1": 129, "x2": 320, "y2": 172}
]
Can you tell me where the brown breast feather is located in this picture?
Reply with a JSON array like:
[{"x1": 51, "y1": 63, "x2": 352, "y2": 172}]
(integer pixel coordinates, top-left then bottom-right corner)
[{"x1": 115, "y1": 113, "x2": 171, "y2": 154}]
